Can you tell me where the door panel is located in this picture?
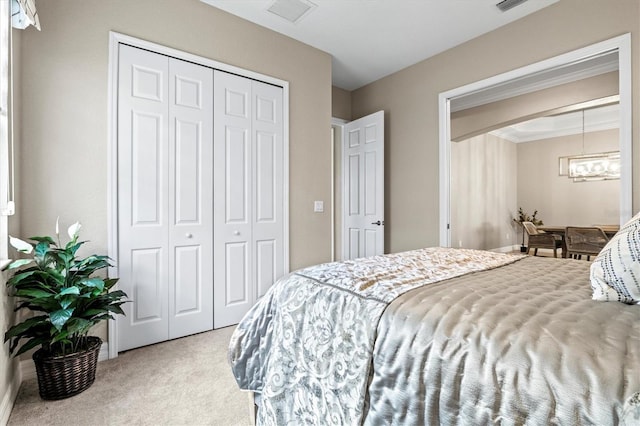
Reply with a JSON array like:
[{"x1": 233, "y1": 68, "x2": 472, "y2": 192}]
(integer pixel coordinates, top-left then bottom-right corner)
[
  {"x1": 214, "y1": 71, "x2": 284, "y2": 328},
  {"x1": 256, "y1": 132, "x2": 275, "y2": 222},
  {"x1": 174, "y1": 120, "x2": 200, "y2": 223},
  {"x1": 131, "y1": 112, "x2": 163, "y2": 225},
  {"x1": 118, "y1": 45, "x2": 170, "y2": 351},
  {"x1": 226, "y1": 242, "x2": 249, "y2": 305},
  {"x1": 342, "y1": 111, "x2": 385, "y2": 260},
  {"x1": 214, "y1": 72, "x2": 254, "y2": 328},
  {"x1": 251, "y1": 80, "x2": 285, "y2": 301},
  {"x1": 225, "y1": 127, "x2": 250, "y2": 223},
  {"x1": 256, "y1": 239, "x2": 276, "y2": 299},
  {"x1": 348, "y1": 154, "x2": 360, "y2": 215},
  {"x1": 167, "y1": 57, "x2": 213, "y2": 339},
  {"x1": 174, "y1": 245, "x2": 200, "y2": 314},
  {"x1": 130, "y1": 248, "x2": 163, "y2": 322}
]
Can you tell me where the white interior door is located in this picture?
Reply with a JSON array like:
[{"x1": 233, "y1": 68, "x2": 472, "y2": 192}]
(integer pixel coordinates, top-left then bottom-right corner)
[
  {"x1": 213, "y1": 71, "x2": 285, "y2": 328},
  {"x1": 342, "y1": 111, "x2": 385, "y2": 260},
  {"x1": 117, "y1": 45, "x2": 214, "y2": 351}
]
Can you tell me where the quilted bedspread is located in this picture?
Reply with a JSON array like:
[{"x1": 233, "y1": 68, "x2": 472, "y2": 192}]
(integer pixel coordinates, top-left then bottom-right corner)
[{"x1": 228, "y1": 248, "x2": 640, "y2": 425}]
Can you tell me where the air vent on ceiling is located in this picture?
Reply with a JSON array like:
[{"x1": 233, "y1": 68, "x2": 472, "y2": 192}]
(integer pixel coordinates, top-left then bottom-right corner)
[
  {"x1": 496, "y1": 0, "x2": 529, "y2": 12},
  {"x1": 267, "y1": 0, "x2": 316, "y2": 23}
]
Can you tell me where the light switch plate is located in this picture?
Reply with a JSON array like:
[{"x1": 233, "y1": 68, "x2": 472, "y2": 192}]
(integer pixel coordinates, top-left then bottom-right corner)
[{"x1": 314, "y1": 201, "x2": 324, "y2": 212}]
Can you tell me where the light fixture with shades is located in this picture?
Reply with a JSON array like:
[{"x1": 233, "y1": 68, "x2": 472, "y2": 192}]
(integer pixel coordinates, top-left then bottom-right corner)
[
  {"x1": 558, "y1": 109, "x2": 620, "y2": 182},
  {"x1": 567, "y1": 151, "x2": 620, "y2": 181}
]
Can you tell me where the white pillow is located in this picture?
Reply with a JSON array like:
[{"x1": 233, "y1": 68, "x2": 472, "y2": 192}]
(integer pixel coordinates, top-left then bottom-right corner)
[{"x1": 590, "y1": 211, "x2": 640, "y2": 304}]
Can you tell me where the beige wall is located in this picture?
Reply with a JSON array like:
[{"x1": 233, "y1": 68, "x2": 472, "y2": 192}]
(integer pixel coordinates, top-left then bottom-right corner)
[
  {"x1": 517, "y1": 129, "x2": 620, "y2": 227},
  {"x1": 451, "y1": 134, "x2": 517, "y2": 251},
  {"x1": 351, "y1": 0, "x2": 640, "y2": 253},
  {"x1": 332, "y1": 86, "x2": 352, "y2": 121},
  {"x1": 18, "y1": 0, "x2": 332, "y2": 270}
]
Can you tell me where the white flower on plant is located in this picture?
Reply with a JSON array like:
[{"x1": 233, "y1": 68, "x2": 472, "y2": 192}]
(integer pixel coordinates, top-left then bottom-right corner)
[
  {"x1": 55, "y1": 216, "x2": 60, "y2": 236},
  {"x1": 67, "y1": 222, "x2": 82, "y2": 240},
  {"x1": 9, "y1": 236, "x2": 33, "y2": 254}
]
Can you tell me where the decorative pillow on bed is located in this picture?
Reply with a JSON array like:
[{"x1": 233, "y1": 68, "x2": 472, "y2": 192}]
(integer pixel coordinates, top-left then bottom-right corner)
[{"x1": 590, "y1": 211, "x2": 640, "y2": 304}]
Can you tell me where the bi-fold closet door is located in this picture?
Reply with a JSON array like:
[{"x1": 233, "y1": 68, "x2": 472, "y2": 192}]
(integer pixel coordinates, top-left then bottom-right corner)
[
  {"x1": 213, "y1": 72, "x2": 285, "y2": 329},
  {"x1": 117, "y1": 44, "x2": 285, "y2": 351}
]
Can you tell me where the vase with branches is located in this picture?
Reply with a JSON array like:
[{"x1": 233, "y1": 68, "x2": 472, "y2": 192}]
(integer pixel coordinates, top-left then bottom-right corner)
[{"x1": 513, "y1": 207, "x2": 544, "y2": 252}]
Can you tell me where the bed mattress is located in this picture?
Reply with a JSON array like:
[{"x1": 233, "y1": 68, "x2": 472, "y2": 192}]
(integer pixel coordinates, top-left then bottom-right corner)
[
  {"x1": 229, "y1": 249, "x2": 640, "y2": 425},
  {"x1": 365, "y1": 255, "x2": 640, "y2": 425}
]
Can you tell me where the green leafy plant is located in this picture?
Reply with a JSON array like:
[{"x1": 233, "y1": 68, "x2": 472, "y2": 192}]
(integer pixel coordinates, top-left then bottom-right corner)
[{"x1": 3, "y1": 220, "x2": 128, "y2": 357}]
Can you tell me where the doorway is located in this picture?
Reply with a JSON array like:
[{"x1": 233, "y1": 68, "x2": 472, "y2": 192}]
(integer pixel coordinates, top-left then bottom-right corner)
[{"x1": 438, "y1": 34, "x2": 632, "y2": 247}]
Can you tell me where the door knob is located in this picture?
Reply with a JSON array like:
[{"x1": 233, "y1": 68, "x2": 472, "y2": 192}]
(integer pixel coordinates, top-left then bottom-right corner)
[
  {"x1": 186, "y1": 233, "x2": 193, "y2": 238},
  {"x1": 234, "y1": 230, "x2": 240, "y2": 236},
  {"x1": 371, "y1": 220, "x2": 384, "y2": 226}
]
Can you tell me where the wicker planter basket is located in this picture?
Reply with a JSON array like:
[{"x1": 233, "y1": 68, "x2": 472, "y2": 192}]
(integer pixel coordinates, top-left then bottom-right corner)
[{"x1": 32, "y1": 336, "x2": 102, "y2": 400}]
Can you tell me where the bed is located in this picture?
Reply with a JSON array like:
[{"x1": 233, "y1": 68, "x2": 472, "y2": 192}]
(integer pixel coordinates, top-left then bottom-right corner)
[{"x1": 229, "y1": 237, "x2": 640, "y2": 424}]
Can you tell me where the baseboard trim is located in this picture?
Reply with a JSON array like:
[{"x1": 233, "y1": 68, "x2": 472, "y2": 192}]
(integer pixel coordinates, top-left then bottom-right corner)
[
  {"x1": 20, "y1": 343, "x2": 110, "y2": 382},
  {"x1": 489, "y1": 245, "x2": 520, "y2": 253},
  {"x1": 0, "y1": 365, "x2": 21, "y2": 426}
]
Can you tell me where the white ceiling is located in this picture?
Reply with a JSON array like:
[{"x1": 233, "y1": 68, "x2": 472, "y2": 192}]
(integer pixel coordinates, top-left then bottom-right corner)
[
  {"x1": 201, "y1": 0, "x2": 559, "y2": 91},
  {"x1": 491, "y1": 103, "x2": 620, "y2": 143}
]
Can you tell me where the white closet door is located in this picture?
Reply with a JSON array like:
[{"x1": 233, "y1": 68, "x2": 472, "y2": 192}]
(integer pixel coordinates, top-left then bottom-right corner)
[
  {"x1": 167, "y1": 58, "x2": 214, "y2": 338},
  {"x1": 117, "y1": 45, "x2": 170, "y2": 350},
  {"x1": 252, "y1": 81, "x2": 285, "y2": 300},
  {"x1": 118, "y1": 45, "x2": 214, "y2": 351},
  {"x1": 213, "y1": 71, "x2": 284, "y2": 328}
]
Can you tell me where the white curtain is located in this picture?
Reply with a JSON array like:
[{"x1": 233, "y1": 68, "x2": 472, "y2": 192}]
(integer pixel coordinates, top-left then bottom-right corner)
[{"x1": 11, "y1": 0, "x2": 40, "y2": 30}]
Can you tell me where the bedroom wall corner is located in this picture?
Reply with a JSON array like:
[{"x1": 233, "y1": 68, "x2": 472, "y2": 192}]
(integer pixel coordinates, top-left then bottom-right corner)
[{"x1": 332, "y1": 86, "x2": 352, "y2": 121}]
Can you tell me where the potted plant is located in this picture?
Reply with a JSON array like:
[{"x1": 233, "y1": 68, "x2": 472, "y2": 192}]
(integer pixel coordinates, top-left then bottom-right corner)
[
  {"x1": 3, "y1": 219, "x2": 128, "y2": 400},
  {"x1": 513, "y1": 207, "x2": 544, "y2": 252}
]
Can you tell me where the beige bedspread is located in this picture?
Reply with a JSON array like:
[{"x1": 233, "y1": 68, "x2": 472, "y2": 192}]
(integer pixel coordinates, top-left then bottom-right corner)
[
  {"x1": 365, "y1": 255, "x2": 640, "y2": 425},
  {"x1": 229, "y1": 249, "x2": 640, "y2": 425}
]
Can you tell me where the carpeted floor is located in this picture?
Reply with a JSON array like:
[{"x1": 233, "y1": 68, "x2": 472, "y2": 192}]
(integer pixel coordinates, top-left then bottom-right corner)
[{"x1": 8, "y1": 326, "x2": 253, "y2": 426}]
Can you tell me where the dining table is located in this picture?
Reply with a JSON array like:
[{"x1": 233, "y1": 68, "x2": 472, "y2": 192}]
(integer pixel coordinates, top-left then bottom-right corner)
[{"x1": 537, "y1": 225, "x2": 620, "y2": 258}]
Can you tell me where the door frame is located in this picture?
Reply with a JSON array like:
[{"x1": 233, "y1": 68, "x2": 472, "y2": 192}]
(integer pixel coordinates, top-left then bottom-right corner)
[
  {"x1": 107, "y1": 31, "x2": 290, "y2": 358},
  {"x1": 331, "y1": 117, "x2": 347, "y2": 261},
  {"x1": 438, "y1": 34, "x2": 632, "y2": 247}
]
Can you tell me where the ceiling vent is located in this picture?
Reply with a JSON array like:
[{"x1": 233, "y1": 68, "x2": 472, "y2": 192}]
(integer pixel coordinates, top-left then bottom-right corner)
[
  {"x1": 496, "y1": 0, "x2": 529, "y2": 12},
  {"x1": 267, "y1": 0, "x2": 316, "y2": 23}
]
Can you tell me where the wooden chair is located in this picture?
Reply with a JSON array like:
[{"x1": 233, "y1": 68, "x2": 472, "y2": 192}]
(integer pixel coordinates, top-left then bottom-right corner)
[
  {"x1": 565, "y1": 227, "x2": 609, "y2": 260},
  {"x1": 523, "y1": 221, "x2": 562, "y2": 258}
]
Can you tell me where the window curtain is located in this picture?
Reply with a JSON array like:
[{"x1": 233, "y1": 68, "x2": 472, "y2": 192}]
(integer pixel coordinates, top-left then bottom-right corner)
[{"x1": 11, "y1": 0, "x2": 40, "y2": 30}]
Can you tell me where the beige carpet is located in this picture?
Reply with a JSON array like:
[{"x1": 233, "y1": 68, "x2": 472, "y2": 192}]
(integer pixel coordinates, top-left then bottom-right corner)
[{"x1": 8, "y1": 326, "x2": 253, "y2": 426}]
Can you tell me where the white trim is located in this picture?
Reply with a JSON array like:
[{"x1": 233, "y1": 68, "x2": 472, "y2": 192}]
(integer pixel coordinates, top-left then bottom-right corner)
[
  {"x1": 438, "y1": 92, "x2": 451, "y2": 247},
  {"x1": 19, "y1": 342, "x2": 110, "y2": 382},
  {"x1": 106, "y1": 32, "x2": 120, "y2": 361},
  {"x1": 0, "y1": 364, "x2": 20, "y2": 426},
  {"x1": 488, "y1": 245, "x2": 521, "y2": 254},
  {"x1": 450, "y1": 53, "x2": 618, "y2": 113},
  {"x1": 439, "y1": 34, "x2": 633, "y2": 247},
  {"x1": 107, "y1": 32, "x2": 290, "y2": 358},
  {"x1": 330, "y1": 118, "x2": 347, "y2": 262}
]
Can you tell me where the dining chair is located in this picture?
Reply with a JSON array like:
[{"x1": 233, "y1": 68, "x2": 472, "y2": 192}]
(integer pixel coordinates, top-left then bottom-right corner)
[
  {"x1": 565, "y1": 227, "x2": 609, "y2": 261},
  {"x1": 522, "y1": 221, "x2": 562, "y2": 258}
]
